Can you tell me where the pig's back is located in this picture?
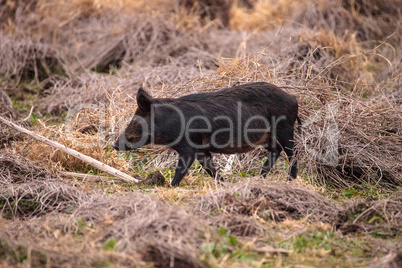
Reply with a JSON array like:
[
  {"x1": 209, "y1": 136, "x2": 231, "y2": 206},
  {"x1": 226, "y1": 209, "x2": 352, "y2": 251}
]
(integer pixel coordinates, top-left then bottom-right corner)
[{"x1": 177, "y1": 82, "x2": 296, "y2": 106}]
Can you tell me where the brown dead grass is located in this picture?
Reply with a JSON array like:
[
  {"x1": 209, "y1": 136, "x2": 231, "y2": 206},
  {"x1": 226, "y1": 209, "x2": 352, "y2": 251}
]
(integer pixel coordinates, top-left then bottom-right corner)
[
  {"x1": 230, "y1": 0, "x2": 402, "y2": 45},
  {"x1": 0, "y1": 158, "x2": 208, "y2": 266},
  {"x1": 0, "y1": 152, "x2": 400, "y2": 266},
  {"x1": 14, "y1": 121, "x2": 131, "y2": 175},
  {"x1": 194, "y1": 180, "x2": 341, "y2": 237},
  {"x1": 230, "y1": 0, "x2": 304, "y2": 31},
  {"x1": 0, "y1": 151, "x2": 87, "y2": 219},
  {"x1": 0, "y1": 89, "x2": 20, "y2": 148},
  {"x1": 18, "y1": 46, "x2": 400, "y2": 188},
  {"x1": 0, "y1": 1, "x2": 401, "y2": 266},
  {"x1": 0, "y1": 33, "x2": 65, "y2": 84},
  {"x1": 295, "y1": 0, "x2": 402, "y2": 43},
  {"x1": 338, "y1": 194, "x2": 402, "y2": 236}
]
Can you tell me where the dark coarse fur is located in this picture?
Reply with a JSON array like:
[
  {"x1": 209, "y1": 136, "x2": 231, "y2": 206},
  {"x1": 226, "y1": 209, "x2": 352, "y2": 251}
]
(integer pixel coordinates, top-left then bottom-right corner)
[{"x1": 113, "y1": 82, "x2": 300, "y2": 186}]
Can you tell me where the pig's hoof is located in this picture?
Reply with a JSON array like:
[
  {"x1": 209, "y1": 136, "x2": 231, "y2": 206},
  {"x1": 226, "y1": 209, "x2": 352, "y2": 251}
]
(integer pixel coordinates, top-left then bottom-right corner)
[
  {"x1": 286, "y1": 175, "x2": 296, "y2": 182},
  {"x1": 142, "y1": 171, "x2": 166, "y2": 186}
]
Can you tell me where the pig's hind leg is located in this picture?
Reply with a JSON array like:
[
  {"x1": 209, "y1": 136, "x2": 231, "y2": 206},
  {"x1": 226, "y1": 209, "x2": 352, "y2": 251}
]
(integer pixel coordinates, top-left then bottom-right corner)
[
  {"x1": 196, "y1": 152, "x2": 223, "y2": 182},
  {"x1": 171, "y1": 151, "x2": 195, "y2": 186},
  {"x1": 260, "y1": 141, "x2": 282, "y2": 177},
  {"x1": 278, "y1": 129, "x2": 298, "y2": 180}
]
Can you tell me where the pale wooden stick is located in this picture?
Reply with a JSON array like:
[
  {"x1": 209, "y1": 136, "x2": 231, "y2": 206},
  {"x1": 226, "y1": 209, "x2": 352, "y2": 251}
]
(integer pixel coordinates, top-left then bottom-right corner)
[
  {"x1": 136, "y1": 189, "x2": 200, "y2": 193},
  {"x1": 0, "y1": 116, "x2": 139, "y2": 183},
  {"x1": 62, "y1": 171, "x2": 125, "y2": 183}
]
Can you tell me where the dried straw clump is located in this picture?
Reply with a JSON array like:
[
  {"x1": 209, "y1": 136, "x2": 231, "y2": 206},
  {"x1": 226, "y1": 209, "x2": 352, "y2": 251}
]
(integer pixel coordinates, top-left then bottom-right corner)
[
  {"x1": 337, "y1": 194, "x2": 402, "y2": 237},
  {"x1": 211, "y1": 53, "x2": 401, "y2": 189},
  {"x1": 0, "y1": 192, "x2": 209, "y2": 267},
  {"x1": 64, "y1": 193, "x2": 207, "y2": 267},
  {"x1": 4, "y1": 0, "x2": 217, "y2": 81},
  {"x1": 0, "y1": 0, "x2": 39, "y2": 34},
  {"x1": 16, "y1": 121, "x2": 131, "y2": 174},
  {"x1": 0, "y1": 88, "x2": 20, "y2": 148},
  {"x1": 295, "y1": 30, "x2": 375, "y2": 90},
  {"x1": 278, "y1": 30, "x2": 379, "y2": 93},
  {"x1": 104, "y1": 196, "x2": 206, "y2": 267},
  {"x1": 1, "y1": 217, "x2": 143, "y2": 267},
  {"x1": 194, "y1": 181, "x2": 341, "y2": 236},
  {"x1": 0, "y1": 33, "x2": 65, "y2": 84},
  {"x1": 297, "y1": 93, "x2": 402, "y2": 188},
  {"x1": 32, "y1": 2, "x2": 211, "y2": 73},
  {"x1": 230, "y1": 0, "x2": 304, "y2": 31},
  {"x1": 0, "y1": 152, "x2": 87, "y2": 219},
  {"x1": 37, "y1": 75, "x2": 83, "y2": 115},
  {"x1": 296, "y1": 0, "x2": 402, "y2": 43},
  {"x1": 179, "y1": 0, "x2": 233, "y2": 26},
  {"x1": 216, "y1": 53, "x2": 275, "y2": 84}
]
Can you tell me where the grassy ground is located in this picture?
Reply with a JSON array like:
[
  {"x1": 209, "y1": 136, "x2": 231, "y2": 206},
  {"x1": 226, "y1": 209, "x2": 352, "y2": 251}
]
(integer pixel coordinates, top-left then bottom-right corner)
[{"x1": 0, "y1": 0, "x2": 401, "y2": 267}]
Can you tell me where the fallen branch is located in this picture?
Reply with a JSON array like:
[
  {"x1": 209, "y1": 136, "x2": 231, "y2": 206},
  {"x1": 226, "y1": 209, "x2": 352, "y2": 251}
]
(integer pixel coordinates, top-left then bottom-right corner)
[
  {"x1": 137, "y1": 189, "x2": 201, "y2": 193},
  {"x1": 0, "y1": 116, "x2": 139, "y2": 183},
  {"x1": 62, "y1": 171, "x2": 125, "y2": 183}
]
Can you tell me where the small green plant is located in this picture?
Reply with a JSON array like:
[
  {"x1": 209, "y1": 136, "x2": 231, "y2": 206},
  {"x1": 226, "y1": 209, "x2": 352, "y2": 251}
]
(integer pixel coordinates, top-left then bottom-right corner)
[
  {"x1": 292, "y1": 231, "x2": 334, "y2": 252},
  {"x1": 342, "y1": 189, "x2": 358, "y2": 197},
  {"x1": 200, "y1": 226, "x2": 263, "y2": 265},
  {"x1": 201, "y1": 227, "x2": 238, "y2": 259},
  {"x1": 102, "y1": 238, "x2": 118, "y2": 251}
]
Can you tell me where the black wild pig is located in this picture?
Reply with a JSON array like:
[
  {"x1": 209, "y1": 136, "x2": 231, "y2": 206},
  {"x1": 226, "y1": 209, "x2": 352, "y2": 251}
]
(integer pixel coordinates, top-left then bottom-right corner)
[{"x1": 112, "y1": 82, "x2": 301, "y2": 186}]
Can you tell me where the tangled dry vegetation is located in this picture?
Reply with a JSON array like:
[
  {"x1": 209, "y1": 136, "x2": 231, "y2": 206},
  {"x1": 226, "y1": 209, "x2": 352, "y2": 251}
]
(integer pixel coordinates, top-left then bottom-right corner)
[
  {"x1": 0, "y1": 154, "x2": 401, "y2": 267},
  {"x1": 0, "y1": 0, "x2": 401, "y2": 267}
]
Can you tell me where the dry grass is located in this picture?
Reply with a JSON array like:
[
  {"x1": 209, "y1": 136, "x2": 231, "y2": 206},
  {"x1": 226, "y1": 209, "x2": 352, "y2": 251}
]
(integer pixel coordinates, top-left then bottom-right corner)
[
  {"x1": 193, "y1": 180, "x2": 341, "y2": 237},
  {"x1": 15, "y1": 122, "x2": 131, "y2": 175},
  {"x1": 0, "y1": 33, "x2": 65, "y2": 84},
  {"x1": 0, "y1": 88, "x2": 26, "y2": 149},
  {"x1": 297, "y1": 91, "x2": 401, "y2": 188},
  {"x1": 0, "y1": 0, "x2": 401, "y2": 266},
  {"x1": 338, "y1": 194, "x2": 402, "y2": 236},
  {"x1": 0, "y1": 151, "x2": 207, "y2": 266},
  {"x1": 230, "y1": 0, "x2": 304, "y2": 31},
  {"x1": 14, "y1": 46, "x2": 400, "y2": 188},
  {"x1": 0, "y1": 151, "x2": 87, "y2": 219},
  {"x1": 295, "y1": 0, "x2": 402, "y2": 43},
  {"x1": 228, "y1": 0, "x2": 402, "y2": 45},
  {"x1": 0, "y1": 152, "x2": 400, "y2": 266}
]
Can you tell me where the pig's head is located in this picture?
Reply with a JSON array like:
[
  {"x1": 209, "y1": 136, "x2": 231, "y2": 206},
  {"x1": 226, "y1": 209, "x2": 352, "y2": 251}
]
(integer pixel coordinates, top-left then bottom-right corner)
[{"x1": 112, "y1": 88, "x2": 153, "y2": 151}]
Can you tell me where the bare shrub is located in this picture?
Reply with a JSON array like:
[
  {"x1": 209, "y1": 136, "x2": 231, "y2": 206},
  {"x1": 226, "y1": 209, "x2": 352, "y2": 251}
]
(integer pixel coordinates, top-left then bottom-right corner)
[
  {"x1": 230, "y1": 0, "x2": 304, "y2": 31},
  {"x1": 0, "y1": 88, "x2": 24, "y2": 148},
  {"x1": 0, "y1": 152, "x2": 87, "y2": 219},
  {"x1": 296, "y1": 0, "x2": 402, "y2": 43},
  {"x1": 2, "y1": 192, "x2": 208, "y2": 267},
  {"x1": 0, "y1": 0, "x2": 400, "y2": 266},
  {"x1": 0, "y1": 33, "x2": 65, "y2": 83},
  {"x1": 14, "y1": 121, "x2": 131, "y2": 174},
  {"x1": 209, "y1": 53, "x2": 402, "y2": 188},
  {"x1": 0, "y1": 0, "x2": 39, "y2": 34},
  {"x1": 179, "y1": 0, "x2": 233, "y2": 27},
  {"x1": 194, "y1": 180, "x2": 341, "y2": 236},
  {"x1": 297, "y1": 93, "x2": 402, "y2": 188},
  {"x1": 337, "y1": 194, "x2": 402, "y2": 237}
]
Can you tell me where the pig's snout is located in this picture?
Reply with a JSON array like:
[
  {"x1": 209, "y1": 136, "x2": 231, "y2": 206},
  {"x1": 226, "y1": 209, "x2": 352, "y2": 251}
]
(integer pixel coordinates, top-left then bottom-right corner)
[
  {"x1": 111, "y1": 142, "x2": 120, "y2": 151},
  {"x1": 111, "y1": 134, "x2": 132, "y2": 151},
  {"x1": 111, "y1": 135, "x2": 124, "y2": 151}
]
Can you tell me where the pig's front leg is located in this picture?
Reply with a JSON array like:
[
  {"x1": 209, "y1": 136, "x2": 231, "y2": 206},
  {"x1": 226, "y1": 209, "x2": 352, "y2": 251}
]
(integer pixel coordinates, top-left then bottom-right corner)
[{"x1": 170, "y1": 152, "x2": 195, "y2": 186}]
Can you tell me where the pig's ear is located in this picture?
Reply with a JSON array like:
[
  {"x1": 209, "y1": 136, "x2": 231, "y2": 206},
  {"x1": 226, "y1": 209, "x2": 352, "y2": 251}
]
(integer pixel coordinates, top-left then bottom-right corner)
[{"x1": 137, "y1": 87, "x2": 153, "y2": 113}]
